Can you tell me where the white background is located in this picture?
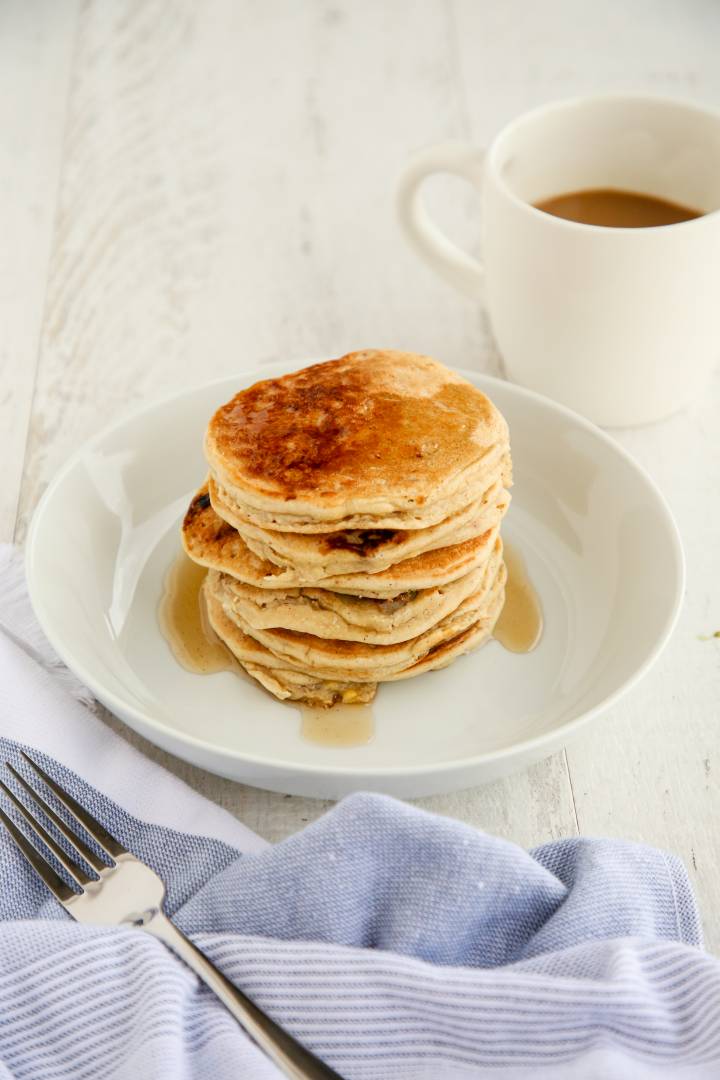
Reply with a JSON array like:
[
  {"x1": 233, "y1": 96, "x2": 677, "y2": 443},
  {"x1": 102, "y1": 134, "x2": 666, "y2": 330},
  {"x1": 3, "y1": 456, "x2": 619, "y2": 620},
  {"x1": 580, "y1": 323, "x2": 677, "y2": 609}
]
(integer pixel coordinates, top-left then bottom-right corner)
[{"x1": 2, "y1": 1, "x2": 719, "y2": 946}]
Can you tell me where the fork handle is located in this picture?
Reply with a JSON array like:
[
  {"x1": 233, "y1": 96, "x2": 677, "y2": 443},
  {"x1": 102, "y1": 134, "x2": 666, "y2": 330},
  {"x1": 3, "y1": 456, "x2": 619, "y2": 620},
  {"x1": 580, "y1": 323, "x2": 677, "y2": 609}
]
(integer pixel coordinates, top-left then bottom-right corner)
[{"x1": 144, "y1": 912, "x2": 344, "y2": 1079}]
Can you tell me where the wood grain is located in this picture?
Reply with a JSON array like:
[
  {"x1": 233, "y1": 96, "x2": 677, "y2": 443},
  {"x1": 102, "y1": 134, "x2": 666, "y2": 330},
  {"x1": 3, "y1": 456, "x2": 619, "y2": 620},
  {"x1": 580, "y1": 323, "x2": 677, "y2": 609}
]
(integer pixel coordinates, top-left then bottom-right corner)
[
  {"x1": 7, "y1": 0, "x2": 720, "y2": 947},
  {"x1": 15, "y1": 0, "x2": 224, "y2": 540},
  {"x1": 14, "y1": 0, "x2": 498, "y2": 540},
  {"x1": 566, "y1": 373, "x2": 720, "y2": 951},
  {"x1": 451, "y1": 0, "x2": 720, "y2": 132},
  {"x1": 0, "y1": 1, "x2": 78, "y2": 541},
  {"x1": 17, "y1": 0, "x2": 579, "y2": 851},
  {"x1": 451, "y1": 0, "x2": 720, "y2": 951}
]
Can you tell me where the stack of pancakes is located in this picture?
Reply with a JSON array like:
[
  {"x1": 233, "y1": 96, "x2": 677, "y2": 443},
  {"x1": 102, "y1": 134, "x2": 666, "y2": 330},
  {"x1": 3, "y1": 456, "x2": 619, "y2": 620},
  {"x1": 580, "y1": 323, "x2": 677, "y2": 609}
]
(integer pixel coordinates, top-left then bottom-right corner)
[{"x1": 181, "y1": 350, "x2": 512, "y2": 707}]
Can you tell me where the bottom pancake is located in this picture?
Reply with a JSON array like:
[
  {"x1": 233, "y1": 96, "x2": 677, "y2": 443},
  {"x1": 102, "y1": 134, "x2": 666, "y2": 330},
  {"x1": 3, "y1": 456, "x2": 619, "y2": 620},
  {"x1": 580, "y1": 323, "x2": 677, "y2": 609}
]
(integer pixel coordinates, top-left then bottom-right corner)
[
  {"x1": 204, "y1": 590, "x2": 378, "y2": 707},
  {"x1": 243, "y1": 662, "x2": 378, "y2": 708},
  {"x1": 204, "y1": 559, "x2": 506, "y2": 705},
  {"x1": 206, "y1": 550, "x2": 504, "y2": 681}
]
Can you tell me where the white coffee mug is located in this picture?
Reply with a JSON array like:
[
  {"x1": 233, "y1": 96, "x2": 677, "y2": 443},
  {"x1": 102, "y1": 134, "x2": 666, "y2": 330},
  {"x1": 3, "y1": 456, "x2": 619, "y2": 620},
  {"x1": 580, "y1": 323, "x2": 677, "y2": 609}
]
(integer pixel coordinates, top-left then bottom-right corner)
[{"x1": 397, "y1": 95, "x2": 720, "y2": 426}]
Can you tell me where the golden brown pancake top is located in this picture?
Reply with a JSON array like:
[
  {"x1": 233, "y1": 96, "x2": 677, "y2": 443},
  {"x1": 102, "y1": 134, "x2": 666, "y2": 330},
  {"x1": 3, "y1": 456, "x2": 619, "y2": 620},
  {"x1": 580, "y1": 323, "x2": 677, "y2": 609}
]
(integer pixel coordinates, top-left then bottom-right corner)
[{"x1": 205, "y1": 350, "x2": 504, "y2": 505}]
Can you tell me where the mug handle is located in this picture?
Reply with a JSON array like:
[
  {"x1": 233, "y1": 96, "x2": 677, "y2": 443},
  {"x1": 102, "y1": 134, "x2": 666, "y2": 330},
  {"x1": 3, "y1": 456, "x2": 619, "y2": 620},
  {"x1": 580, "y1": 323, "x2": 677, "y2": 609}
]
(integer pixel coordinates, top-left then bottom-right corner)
[{"x1": 396, "y1": 141, "x2": 486, "y2": 300}]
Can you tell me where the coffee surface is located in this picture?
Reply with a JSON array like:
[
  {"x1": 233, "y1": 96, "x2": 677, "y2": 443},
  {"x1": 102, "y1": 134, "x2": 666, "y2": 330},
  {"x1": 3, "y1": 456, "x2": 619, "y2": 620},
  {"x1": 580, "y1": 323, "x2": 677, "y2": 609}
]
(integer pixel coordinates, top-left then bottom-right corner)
[{"x1": 535, "y1": 188, "x2": 703, "y2": 228}]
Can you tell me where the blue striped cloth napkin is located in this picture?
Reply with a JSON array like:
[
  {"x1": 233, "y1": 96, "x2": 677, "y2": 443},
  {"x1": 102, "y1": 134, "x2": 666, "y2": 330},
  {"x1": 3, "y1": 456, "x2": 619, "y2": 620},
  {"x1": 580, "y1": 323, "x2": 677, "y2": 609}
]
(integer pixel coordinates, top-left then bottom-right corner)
[{"x1": 1, "y1": 542, "x2": 719, "y2": 1079}]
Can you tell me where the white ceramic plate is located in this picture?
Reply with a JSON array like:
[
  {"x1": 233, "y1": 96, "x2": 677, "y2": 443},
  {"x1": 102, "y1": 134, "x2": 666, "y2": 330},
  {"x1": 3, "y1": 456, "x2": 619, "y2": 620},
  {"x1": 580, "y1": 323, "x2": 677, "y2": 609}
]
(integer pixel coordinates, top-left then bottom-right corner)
[{"x1": 26, "y1": 362, "x2": 684, "y2": 799}]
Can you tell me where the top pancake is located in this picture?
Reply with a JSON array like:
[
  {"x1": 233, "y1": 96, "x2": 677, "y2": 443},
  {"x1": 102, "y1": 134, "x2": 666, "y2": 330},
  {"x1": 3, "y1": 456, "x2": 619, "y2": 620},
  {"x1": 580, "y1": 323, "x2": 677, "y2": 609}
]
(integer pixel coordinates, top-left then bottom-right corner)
[{"x1": 205, "y1": 350, "x2": 510, "y2": 524}]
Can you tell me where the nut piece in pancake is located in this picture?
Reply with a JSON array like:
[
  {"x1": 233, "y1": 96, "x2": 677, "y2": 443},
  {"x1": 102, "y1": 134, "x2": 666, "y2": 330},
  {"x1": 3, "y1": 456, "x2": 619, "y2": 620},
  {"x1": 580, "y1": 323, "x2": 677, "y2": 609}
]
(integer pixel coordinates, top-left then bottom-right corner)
[{"x1": 205, "y1": 350, "x2": 510, "y2": 523}]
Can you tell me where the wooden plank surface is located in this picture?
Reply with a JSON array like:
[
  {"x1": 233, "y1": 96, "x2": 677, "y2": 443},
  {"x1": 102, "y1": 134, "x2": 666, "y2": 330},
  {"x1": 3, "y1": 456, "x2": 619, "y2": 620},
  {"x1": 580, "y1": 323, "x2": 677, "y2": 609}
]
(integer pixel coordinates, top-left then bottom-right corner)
[
  {"x1": 17, "y1": 0, "x2": 575, "y2": 850},
  {"x1": 3, "y1": 0, "x2": 719, "y2": 946},
  {"x1": 13, "y1": 0, "x2": 495, "y2": 538},
  {"x1": 565, "y1": 387, "x2": 720, "y2": 950},
  {"x1": 0, "y1": 0, "x2": 78, "y2": 541},
  {"x1": 451, "y1": 0, "x2": 720, "y2": 949}
]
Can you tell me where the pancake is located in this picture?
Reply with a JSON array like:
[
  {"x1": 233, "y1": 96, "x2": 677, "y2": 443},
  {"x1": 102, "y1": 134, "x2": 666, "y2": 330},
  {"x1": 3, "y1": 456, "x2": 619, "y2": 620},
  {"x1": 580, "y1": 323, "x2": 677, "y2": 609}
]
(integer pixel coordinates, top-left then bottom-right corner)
[
  {"x1": 204, "y1": 597, "x2": 377, "y2": 706},
  {"x1": 210, "y1": 473, "x2": 507, "y2": 579},
  {"x1": 204, "y1": 572, "x2": 505, "y2": 704},
  {"x1": 217, "y1": 548, "x2": 497, "y2": 645},
  {"x1": 182, "y1": 483, "x2": 505, "y2": 596},
  {"x1": 183, "y1": 350, "x2": 514, "y2": 707},
  {"x1": 242, "y1": 663, "x2": 376, "y2": 708},
  {"x1": 389, "y1": 599, "x2": 501, "y2": 681},
  {"x1": 205, "y1": 350, "x2": 511, "y2": 525},
  {"x1": 209, "y1": 445, "x2": 511, "y2": 534},
  {"x1": 205, "y1": 554, "x2": 506, "y2": 683}
]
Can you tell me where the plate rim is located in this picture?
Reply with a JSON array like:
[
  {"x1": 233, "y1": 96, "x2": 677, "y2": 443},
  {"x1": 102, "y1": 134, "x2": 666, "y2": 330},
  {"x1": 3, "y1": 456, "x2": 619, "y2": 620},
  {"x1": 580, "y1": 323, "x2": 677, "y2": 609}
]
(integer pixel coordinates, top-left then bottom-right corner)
[{"x1": 25, "y1": 360, "x2": 686, "y2": 780}]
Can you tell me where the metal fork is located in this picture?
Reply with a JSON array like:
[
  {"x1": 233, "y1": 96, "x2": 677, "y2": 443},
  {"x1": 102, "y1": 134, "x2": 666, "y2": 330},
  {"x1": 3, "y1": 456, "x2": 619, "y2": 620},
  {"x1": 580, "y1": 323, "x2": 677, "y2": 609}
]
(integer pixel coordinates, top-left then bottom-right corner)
[{"x1": 0, "y1": 753, "x2": 343, "y2": 1080}]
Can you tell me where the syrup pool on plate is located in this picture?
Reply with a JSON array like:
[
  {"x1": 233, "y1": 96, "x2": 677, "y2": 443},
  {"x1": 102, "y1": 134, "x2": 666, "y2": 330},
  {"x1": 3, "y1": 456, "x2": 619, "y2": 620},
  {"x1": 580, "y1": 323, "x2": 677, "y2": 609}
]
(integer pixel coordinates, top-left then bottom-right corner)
[
  {"x1": 159, "y1": 552, "x2": 235, "y2": 674},
  {"x1": 299, "y1": 704, "x2": 375, "y2": 747},
  {"x1": 494, "y1": 542, "x2": 543, "y2": 654},
  {"x1": 159, "y1": 553, "x2": 376, "y2": 746},
  {"x1": 159, "y1": 543, "x2": 541, "y2": 744}
]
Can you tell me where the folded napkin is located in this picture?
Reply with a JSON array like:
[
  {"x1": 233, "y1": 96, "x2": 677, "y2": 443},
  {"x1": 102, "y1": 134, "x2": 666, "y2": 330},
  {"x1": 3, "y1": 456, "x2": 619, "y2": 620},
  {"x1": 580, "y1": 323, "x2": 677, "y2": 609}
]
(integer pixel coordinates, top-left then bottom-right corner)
[{"x1": 1, "y1": 542, "x2": 719, "y2": 1079}]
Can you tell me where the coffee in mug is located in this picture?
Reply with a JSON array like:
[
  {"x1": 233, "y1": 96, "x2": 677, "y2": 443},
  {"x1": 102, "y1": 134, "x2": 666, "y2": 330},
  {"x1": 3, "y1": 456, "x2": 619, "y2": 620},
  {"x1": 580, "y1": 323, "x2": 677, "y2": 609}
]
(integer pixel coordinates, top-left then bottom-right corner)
[{"x1": 534, "y1": 188, "x2": 703, "y2": 228}]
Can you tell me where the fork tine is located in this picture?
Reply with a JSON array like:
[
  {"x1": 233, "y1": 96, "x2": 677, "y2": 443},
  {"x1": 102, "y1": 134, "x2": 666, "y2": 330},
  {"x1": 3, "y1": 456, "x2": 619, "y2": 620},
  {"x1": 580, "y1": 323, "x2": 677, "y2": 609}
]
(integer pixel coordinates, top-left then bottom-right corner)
[
  {"x1": 20, "y1": 753, "x2": 125, "y2": 859},
  {"x1": 6, "y1": 765, "x2": 109, "y2": 874},
  {"x1": 0, "y1": 806, "x2": 75, "y2": 902},
  {"x1": 0, "y1": 780, "x2": 93, "y2": 888}
]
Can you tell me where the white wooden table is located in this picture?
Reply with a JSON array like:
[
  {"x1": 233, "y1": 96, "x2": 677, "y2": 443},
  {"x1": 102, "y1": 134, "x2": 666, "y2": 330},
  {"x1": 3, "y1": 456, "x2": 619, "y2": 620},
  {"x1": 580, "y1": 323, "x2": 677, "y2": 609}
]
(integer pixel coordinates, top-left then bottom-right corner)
[{"x1": 3, "y1": 1, "x2": 719, "y2": 946}]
